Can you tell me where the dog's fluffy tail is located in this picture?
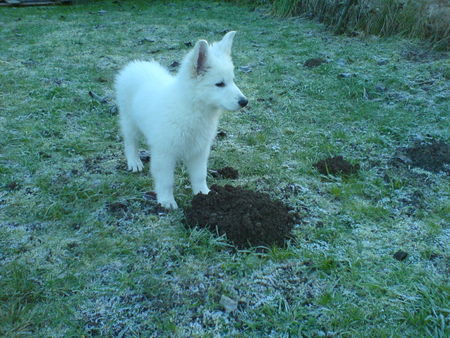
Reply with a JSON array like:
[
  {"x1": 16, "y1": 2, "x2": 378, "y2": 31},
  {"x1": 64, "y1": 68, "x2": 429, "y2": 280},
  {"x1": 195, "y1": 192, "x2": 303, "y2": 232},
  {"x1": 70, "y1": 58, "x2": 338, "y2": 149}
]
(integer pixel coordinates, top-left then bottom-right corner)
[{"x1": 115, "y1": 60, "x2": 172, "y2": 117}]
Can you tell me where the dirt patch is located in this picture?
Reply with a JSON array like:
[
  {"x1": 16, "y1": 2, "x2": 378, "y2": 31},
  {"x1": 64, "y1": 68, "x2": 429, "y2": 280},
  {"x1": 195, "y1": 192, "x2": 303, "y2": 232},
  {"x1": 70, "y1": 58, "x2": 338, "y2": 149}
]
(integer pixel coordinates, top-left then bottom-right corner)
[
  {"x1": 84, "y1": 155, "x2": 105, "y2": 174},
  {"x1": 403, "y1": 139, "x2": 450, "y2": 174},
  {"x1": 393, "y1": 250, "x2": 408, "y2": 261},
  {"x1": 184, "y1": 185, "x2": 296, "y2": 249},
  {"x1": 107, "y1": 201, "x2": 129, "y2": 217},
  {"x1": 402, "y1": 48, "x2": 448, "y2": 63},
  {"x1": 107, "y1": 192, "x2": 167, "y2": 218},
  {"x1": 210, "y1": 166, "x2": 239, "y2": 179},
  {"x1": 304, "y1": 58, "x2": 326, "y2": 68},
  {"x1": 314, "y1": 156, "x2": 359, "y2": 176},
  {"x1": 6, "y1": 181, "x2": 21, "y2": 191}
]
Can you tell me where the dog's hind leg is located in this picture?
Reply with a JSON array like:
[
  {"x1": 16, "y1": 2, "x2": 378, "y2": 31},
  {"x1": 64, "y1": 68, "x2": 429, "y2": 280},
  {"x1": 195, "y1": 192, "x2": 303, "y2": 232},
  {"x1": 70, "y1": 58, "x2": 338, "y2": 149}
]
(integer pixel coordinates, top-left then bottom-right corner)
[{"x1": 120, "y1": 116, "x2": 144, "y2": 172}]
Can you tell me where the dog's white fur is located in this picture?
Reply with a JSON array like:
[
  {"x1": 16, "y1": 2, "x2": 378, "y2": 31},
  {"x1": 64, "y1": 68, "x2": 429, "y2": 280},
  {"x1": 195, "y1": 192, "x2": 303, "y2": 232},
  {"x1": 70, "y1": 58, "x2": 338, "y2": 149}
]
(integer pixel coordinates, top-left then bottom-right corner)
[{"x1": 115, "y1": 31, "x2": 247, "y2": 209}]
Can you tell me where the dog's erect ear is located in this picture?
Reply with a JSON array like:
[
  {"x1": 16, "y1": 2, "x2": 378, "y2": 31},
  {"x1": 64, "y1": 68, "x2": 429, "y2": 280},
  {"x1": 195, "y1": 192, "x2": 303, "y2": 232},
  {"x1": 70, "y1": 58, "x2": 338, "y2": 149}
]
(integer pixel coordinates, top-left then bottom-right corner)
[
  {"x1": 192, "y1": 40, "x2": 208, "y2": 76},
  {"x1": 217, "y1": 31, "x2": 236, "y2": 55}
]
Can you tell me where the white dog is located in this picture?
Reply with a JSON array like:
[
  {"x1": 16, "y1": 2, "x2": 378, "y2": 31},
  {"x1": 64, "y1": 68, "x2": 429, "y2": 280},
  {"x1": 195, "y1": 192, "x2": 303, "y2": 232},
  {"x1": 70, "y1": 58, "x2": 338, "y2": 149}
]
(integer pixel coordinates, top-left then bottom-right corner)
[{"x1": 115, "y1": 31, "x2": 247, "y2": 209}]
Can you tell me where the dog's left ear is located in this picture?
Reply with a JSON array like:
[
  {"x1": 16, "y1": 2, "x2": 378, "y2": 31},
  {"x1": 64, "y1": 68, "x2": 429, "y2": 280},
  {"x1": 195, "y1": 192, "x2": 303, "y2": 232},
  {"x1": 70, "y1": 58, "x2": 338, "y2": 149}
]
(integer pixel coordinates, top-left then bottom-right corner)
[
  {"x1": 217, "y1": 31, "x2": 236, "y2": 55},
  {"x1": 192, "y1": 40, "x2": 209, "y2": 76}
]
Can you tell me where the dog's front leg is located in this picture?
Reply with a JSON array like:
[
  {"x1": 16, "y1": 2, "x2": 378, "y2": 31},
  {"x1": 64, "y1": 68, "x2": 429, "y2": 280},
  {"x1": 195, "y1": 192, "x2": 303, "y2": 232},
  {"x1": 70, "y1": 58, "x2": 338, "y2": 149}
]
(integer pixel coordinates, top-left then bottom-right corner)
[
  {"x1": 186, "y1": 151, "x2": 210, "y2": 195},
  {"x1": 151, "y1": 152, "x2": 178, "y2": 209}
]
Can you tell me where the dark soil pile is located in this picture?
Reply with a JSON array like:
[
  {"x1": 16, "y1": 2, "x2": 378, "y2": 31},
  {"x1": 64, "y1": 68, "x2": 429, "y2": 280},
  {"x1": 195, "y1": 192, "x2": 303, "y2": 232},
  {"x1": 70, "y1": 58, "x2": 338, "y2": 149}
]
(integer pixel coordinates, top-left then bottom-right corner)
[
  {"x1": 393, "y1": 250, "x2": 408, "y2": 261},
  {"x1": 304, "y1": 57, "x2": 326, "y2": 68},
  {"x1": 314, "y1": 156, "x2": 359, "y2": 176},
  {"x1": 210, "y1": 166, "x2": 239, "y2": 179},
  {"x1": 184, "y1": 185, "x2": 295, "y2": 249},
  {"x1": 404, "y1": 140, "x2": 450, "y2": 173}
]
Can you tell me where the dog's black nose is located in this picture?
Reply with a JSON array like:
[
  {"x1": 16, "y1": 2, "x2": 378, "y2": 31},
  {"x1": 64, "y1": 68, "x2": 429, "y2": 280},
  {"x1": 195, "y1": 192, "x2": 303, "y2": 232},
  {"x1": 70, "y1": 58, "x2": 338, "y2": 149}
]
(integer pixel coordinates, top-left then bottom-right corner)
[{"x1": 238, "y1": 98, "x2": 248, "y2": 108}]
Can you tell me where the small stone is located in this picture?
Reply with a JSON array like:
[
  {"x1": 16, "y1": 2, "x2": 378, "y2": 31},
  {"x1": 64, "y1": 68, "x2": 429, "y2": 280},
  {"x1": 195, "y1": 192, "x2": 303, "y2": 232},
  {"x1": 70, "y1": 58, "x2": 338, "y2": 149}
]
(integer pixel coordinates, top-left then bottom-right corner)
[
  {"x1": 338, "y1": 72, "x2": 355, "y2": 78},
  {"x1": 375, "y1": 83, "x2": 387, "y2": 92},
  {"x1": 109, "y1": 105, "x2": 118, "y2": 115},
  {"x1": 88, "y1": 90, "x2": 109, "y2": 104},
  {"x1": 239, "y1": 65, "x2": 253, "y2": 73},
  {"x1": 138, "y1": 38, "x2": 155, "y2": 44},
  {"x1": 220, "y1": 295, "x2": 238, "y2": 313},
  {"x1": 169, "y1": 61, "x2": 180, "y2": 68},
  {"x1": 336, "y1": 58, "x2": 347, "y2": 66}
]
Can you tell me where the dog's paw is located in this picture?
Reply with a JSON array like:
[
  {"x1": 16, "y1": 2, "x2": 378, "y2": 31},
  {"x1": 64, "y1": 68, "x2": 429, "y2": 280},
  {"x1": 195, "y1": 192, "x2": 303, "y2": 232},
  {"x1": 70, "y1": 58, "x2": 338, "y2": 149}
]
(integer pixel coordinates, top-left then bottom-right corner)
[
  {"x1": 192, "y1": 185, "x2": 210, "y2": 195},
  {"x1": 127, "y1": 159, "x2": 144, "y2": 172},
  {"x1": 158, "y1": 198, "x2": 178, "y2": 210},
  {"x1": 197, "y1": 188, "x2": 210, "y2": 195}
]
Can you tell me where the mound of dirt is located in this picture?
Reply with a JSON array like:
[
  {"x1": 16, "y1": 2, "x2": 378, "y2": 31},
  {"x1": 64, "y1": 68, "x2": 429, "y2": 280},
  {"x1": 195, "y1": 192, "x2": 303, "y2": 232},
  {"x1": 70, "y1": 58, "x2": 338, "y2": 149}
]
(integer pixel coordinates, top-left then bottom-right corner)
[
  {"x1": 210, "y1": 166, "x2": 239, "y2": 179},
  {"x1": 184, "y1": 185, "x2": 295, "y2": 249},
  {"x1": 314, "y1": 156, "x2": 359, "y2": 176},
  {"x1": 404, "y1": 140, "x2": 450, "y2": 174},
  {"x1": 393, "y1": 250, "x2": 408, "y2": 261},
  {"x1": 304, "y1": 57, "x2": 326, "y2": 68}
]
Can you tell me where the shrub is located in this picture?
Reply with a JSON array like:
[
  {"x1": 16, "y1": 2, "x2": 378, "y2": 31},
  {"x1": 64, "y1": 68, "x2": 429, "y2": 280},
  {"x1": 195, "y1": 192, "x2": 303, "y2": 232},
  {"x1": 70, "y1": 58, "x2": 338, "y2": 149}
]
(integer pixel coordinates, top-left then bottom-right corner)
[{"x1": 271, "y1": 0, "x2": 449, "y2": 49}]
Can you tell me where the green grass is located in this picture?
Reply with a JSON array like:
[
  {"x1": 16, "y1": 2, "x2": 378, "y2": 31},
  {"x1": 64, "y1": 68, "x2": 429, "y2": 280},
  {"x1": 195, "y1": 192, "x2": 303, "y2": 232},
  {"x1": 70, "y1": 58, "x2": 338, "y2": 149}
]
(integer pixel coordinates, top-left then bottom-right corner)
[{"x1": 1, "y1": 0, "x2": 449, "y2": 336}]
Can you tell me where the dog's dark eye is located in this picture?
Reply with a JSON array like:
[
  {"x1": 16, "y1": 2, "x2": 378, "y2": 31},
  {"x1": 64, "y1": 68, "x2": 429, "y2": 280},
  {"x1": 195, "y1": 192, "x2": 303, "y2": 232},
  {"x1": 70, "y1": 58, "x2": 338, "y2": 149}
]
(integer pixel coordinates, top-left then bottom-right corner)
[{"x1": 215, "y1": 81, "x2": 225, "y2": 87}]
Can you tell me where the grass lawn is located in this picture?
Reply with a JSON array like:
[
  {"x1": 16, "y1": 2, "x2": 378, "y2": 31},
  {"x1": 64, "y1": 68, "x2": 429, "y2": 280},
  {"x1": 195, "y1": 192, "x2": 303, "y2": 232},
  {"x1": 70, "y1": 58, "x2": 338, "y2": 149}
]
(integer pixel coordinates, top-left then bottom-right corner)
[{"x1": 1, "y1": 0, "x2": 449, "y2": 336}]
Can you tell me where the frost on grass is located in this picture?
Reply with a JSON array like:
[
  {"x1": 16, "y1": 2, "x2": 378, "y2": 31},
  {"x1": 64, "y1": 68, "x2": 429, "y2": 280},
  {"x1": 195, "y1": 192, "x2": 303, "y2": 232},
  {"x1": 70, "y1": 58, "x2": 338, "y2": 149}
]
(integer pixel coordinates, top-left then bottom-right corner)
[
  {"x1": 1, "y1": 0, "x2": 449, "y2": 336},
  {"x1": 236, "y1": 261, "x2": 324, "y2": 309},
  {"x1": 79, "y1": 292, "x2": 155, "y2": 336}
]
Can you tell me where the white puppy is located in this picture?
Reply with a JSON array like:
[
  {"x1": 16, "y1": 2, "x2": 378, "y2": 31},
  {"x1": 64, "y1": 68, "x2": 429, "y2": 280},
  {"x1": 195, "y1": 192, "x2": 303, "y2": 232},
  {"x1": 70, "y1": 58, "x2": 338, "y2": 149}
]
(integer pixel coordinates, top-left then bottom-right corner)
[{"x1": 115, "y1": 31, "x2": 247, "y2": 209}]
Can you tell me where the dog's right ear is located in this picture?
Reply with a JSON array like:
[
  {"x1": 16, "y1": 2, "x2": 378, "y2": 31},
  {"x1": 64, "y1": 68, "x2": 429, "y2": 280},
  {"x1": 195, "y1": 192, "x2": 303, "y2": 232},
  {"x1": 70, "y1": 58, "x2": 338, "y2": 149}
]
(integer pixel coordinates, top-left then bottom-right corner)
[
  {"x1": 217, "y1": 31, "x2": 236, "y2": 55},
  {"x1": 192, "y1": 40, "x2": 208, "y2": 76}
]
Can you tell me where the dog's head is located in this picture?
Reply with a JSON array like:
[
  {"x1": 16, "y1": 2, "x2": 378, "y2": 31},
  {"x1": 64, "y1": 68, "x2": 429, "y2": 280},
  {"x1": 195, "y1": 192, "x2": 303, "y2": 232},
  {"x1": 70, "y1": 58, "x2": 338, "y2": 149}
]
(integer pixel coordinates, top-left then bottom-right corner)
[{"x1": 180, "y1": 31, "x2": 248, "y2": 112}]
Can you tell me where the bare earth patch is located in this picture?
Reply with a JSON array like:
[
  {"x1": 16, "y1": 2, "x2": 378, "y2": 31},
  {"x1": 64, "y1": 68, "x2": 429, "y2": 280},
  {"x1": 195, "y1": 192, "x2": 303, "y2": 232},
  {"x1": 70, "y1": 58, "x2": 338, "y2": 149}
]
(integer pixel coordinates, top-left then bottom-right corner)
[
  {"x1": 303, "y1": 57, "x2": 327, "y2": 68},
  {"x1": 314, "y1": 156, "x2": 360, "y2": 176},
  {"x1": 210, "y1": 166, "x2": 239, "y2": 179},
  {"x1": 404, "y1": 139, "x2": 450, "y2": 174}
]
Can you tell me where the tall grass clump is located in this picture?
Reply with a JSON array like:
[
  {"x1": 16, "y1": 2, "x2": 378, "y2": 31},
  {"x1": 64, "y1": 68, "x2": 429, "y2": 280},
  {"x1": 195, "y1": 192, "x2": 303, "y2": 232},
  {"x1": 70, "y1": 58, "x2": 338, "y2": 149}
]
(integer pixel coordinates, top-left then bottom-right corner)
[{"x1": 271, "y1": 0, "x2": 449, "y2": 49}]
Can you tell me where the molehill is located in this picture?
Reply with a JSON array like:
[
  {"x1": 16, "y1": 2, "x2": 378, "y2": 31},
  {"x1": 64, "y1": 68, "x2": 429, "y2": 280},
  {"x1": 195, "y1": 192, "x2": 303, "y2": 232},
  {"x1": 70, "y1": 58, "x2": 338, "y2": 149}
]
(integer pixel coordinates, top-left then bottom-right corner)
[
  {"x1": 184, "y1": 185, "x2": 296, "y2": 249},
  {"x1": 314, "y1": 155, "x2": 359, "y2": 176}
]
